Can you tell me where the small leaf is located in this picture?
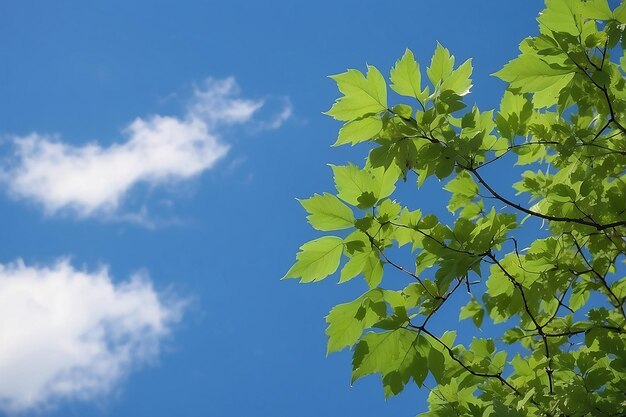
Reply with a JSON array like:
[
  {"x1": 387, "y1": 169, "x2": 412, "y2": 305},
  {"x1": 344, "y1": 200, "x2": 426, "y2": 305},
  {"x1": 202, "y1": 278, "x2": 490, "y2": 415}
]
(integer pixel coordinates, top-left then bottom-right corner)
[
  {"x1": 390, "y1": 49, "x2": 423, "y2": 100},
  {"x1": 427, "y1": 43, "x2": 454, "y2": 87},
  {"x1": 615, "y1": 1, "x2": 626, "y2": 23},
  {"x1": 325, "y1": 289, "x2": 387, "y2": 353},
  {"x1": 362, "y1": 251, "x2": 384, "y2": 288},
  {"x1": 284, "y1": 236, "x2": 344, "y2": 283},
  {"x1": 459, "y1": 298, "x2": 484, "y2": 328},
  {"x1": 339, "y1": 248, "x2": 384, "y2": 288},
  {"x1": 570, "y1": 286, "x2": 590, "y2": 311},
  {"x1": 340, "y1": 251, "x2": 369, "y2": 283},
  {"x1": 352, "y1": 330, "x2": 427, "y2": 397},
  {"x1": 331, "y1": 163, "x2": 399, "y2": 208},
  {"x1": 391, "y1": 104, "x2": 413, "y2": 119},
  {"x1": 326, "y1": 66, "x2": 388, "y2": 121},
  {"x1": 581, "y1": 0, "x2": 612, "y2": 20},
  {"x1": 537, "y1": 0, "x2": 583, "y2": 35},
  {"x1": 441, "y1": 59, "x2": 473, "y2": 96},
  {"x1": 334, "y1": 116, "x2": 383, "y2": 146},
  {"x1": 494, "y1": 54, "x2": 573, "y2": 93},
  {"x1": 299, "y1": 193, "x2": 355, "y2": 231},
  {"x1": 503, "y1": 328, "x2": 525, "y2": 344},
  {"x1": 427, "y1": 345, "x2": 446, "y2": 384}
]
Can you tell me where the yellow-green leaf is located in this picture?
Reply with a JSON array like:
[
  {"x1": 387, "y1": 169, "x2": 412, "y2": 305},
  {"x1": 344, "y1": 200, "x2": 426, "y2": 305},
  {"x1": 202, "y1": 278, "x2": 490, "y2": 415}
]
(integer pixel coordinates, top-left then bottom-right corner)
[
  {"x1": 390, "y1": 48, "x2": 422, "y2": 99},
  {"x1": 614, "y1": 1, "x2": 626, "y2": 23},
  {"x1": 334, "y1": 115, "x2": 383, "y2": 146},
  {"x1": 352, "y1": 330, "x2": 428, "y2": 396},
  {"x1": 284, "y1": 236, "x2": 344, "y2": 283},
  {"x1": 331, "y1": 163, "x2": 399, "y2": 208},
  {"x1": 326, "y1": 289, "x2": 386, "y2": 353},
  {"x1": 494, "y1": 54, "x2": 573, "y2": 93},
  {"x1": 326, "y1": 66, "x2": 388, "y2": 121},
  {"x1": 427, "y1": 43, "x2": 454, "y2": 87},
  {"x1": 299, "y1": 193, "x2": 355, "y2": 231},
  {"x1": 441, "y1": 59, "x2": 473, "y2": 96},
  {"x1": 538, "y1": 0, "x2": 583, "y2": 35}
]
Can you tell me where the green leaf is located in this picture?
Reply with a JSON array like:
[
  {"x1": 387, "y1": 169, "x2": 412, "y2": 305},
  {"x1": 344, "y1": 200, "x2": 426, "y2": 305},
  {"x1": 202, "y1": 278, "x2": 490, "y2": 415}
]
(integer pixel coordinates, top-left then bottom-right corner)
[
  {"x1": 390, "y1": 49, "x2": 423, "y2": 100},
  {"x1": 326, "y1": 66, "x2": 388, "y2": 121},
  {"x1": 470, "y1": 337, "x2": 495, "y2": 358},
  {"x1": 500, "y1": 90, "x2": 531, "y2": 118},
  {"x1": 494, "y1": 54, "x2": 573, "y2": 93},
  {"x1": 352, "y1": 330, "x2": 428, "y2": 396},
  {"x1": 377, "y1": 199, "x2": 401, "y2": 221},
  {"x1": 531, "y1": 73, "x2": 574, "y2": 109},
  {"x1": 459, "y1": 298, "x2": 484, "y2": 327},
  {"x1": 581, "y1": 0, "x2": 612, "y2": 20},
  {"x1": 362, "y1": 251, "x2": 384, "y2": 288},
  {"x1": 485, "y1": 266, "x2": 514, "y2": 297},
  {"x1": 284, "y1": 236, "x2": 344, "y2": 283},
  {"x1": 331, "y1": 163, "x2": 399, "y2": 208},
  {"x1": 614, "y1": 2, "x2": 626, "y2": 23},
  {"x1": 445, "y1": 171, "x2": 479, "y2": 196},
  {"x1": 441, "y1": 59, "x2": 473, "y2": 96},
  {"x1": 517, "y1": 387, "x2": 536, "y2": 410},
  {"x1": 511, "y1": 354, "x2": 533, "y2": 377},
  {"x1": 503, "y1": 328, "x2": 525, "y2": 344},
  {"x1": 612, "y1": 278, "x2": 626, "y2": 299},
  {"x1": 427, "y1": 43, "x2": 454, "y2": 87},
  {"x1": 325, "y1": 289, "x2": 387, "y2": 353},
  {"x1": 334, "y1": 115, "x2": 383, "y2": 146},
  {"x1": 394, "y1": 208, "x2": 423, "y2": 249},
  {"x1": 537, "y1": 0, "x2": 583, "y2": 35},
  {"x1": 297, "y1": 2, "x2": 626, "y2": 413},
  {"x1": 445, "y1": 172, "x2": 480, "y2": 215},
  {"x1": 427, "y1": 345, "x2": 446, "y2": 384},
  {"x1": 339, "y1": 249, "x2": 384, "y2": 288},
  {"x1": 391, "y1": 104, "x2": 413, "y2": 119},
  {"x1": 340, "y1": 250, "x2": 369, "y2": 283},
  {"x1": 570, "y1": 285, "x2": 590, "y2": 311},
  {"x1": 299, "y1": 193, "x2": 355, "y2": 231}
]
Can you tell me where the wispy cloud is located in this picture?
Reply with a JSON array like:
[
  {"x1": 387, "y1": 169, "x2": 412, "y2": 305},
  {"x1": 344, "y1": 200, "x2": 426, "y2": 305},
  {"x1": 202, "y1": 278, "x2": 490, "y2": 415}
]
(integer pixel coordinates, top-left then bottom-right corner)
[
  {"x1": 0, "y1": 259, "x2": 182, "y2": 413},
  {"x1": 255, "y1": 97, "x2": 293, "y2": 131},
  {"x1": 1, "y1": 77, "x2": 291, "y2": 219}
]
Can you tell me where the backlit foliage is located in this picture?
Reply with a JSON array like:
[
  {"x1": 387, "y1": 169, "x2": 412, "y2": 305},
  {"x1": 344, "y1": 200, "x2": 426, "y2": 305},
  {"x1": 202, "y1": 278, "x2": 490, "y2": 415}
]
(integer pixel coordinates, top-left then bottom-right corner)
[{"x1": 286, "y1": 1, "x2": 626, "y2": 415}]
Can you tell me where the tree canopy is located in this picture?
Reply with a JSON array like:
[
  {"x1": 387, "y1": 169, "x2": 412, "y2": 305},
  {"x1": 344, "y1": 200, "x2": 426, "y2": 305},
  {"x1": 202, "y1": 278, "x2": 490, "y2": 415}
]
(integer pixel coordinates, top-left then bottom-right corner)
[{"x1": 285, "y1": 1, "x2": 626, "y2": 415}]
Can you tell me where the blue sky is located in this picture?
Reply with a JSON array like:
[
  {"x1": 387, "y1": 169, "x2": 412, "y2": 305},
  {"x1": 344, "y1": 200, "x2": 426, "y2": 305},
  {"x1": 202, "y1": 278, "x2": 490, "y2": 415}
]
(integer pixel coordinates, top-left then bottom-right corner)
[{"x1": 0, "y1": 2, "x2": 545, "y2": 416}]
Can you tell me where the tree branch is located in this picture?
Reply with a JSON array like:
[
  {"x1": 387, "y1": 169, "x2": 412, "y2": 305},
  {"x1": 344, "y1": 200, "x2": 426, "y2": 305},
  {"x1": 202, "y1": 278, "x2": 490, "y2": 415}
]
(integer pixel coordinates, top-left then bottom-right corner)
[{"x1": 460, "y1": 164, "x2": 626, "y2": 231}]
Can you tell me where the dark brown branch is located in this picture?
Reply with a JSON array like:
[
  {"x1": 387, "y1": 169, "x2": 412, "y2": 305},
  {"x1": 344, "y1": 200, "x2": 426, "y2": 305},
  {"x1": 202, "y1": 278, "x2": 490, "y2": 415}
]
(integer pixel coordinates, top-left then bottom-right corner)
[
  {"x1": 460, "y1": 164, "x2": 626, "y2": 231},
  {"x1": 568, "y1": 50, "x2": 626, "y2": 136},
  {"x1": 419, "y1": 276, "x2": 465, "y2": 330},
  {"x1": 542, "y1": 325, "x2": 625, "y2": 338},
  {"x1": 571, "y1": 238, "x2": 626, "y2": 319},
  {"x1": 388, "y1": 221, "x2": 490, "y2": 258},
  {"x1": 408, "y1": 324, "x2": 532, "y2": 402},
  {"x1": 541, "y1": 274, "x2": 578, "y2": 329},
  {"x1": 365, "y1": 232, "x2": 436, "y2": 298},
  {"x1": 488, "y1": 253, "x2": 554, "y2": 395}
]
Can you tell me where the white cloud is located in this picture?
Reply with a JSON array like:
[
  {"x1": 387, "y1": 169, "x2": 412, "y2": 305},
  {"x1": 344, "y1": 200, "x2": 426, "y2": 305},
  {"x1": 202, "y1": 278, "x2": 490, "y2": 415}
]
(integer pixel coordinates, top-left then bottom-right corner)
[
  {"x1": 257, "y1": 97, "x2": 293, "y2": 131},
  {"x1": 0, "y1": 259, "x2": 182, "y2": 413},
  {"x1": 188, "y1": 77, "x2": 264, "y2": 124},
  {"x1": 2, "y1": 77, "x2": 290, "y2": 218}
]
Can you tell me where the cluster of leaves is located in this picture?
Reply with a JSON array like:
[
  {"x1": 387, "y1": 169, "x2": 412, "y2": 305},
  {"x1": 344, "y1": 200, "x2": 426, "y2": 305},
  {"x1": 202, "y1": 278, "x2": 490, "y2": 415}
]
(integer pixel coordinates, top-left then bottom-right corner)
[{"x1": 285, "y1": 1, "x2": 626, "y2": 416}]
